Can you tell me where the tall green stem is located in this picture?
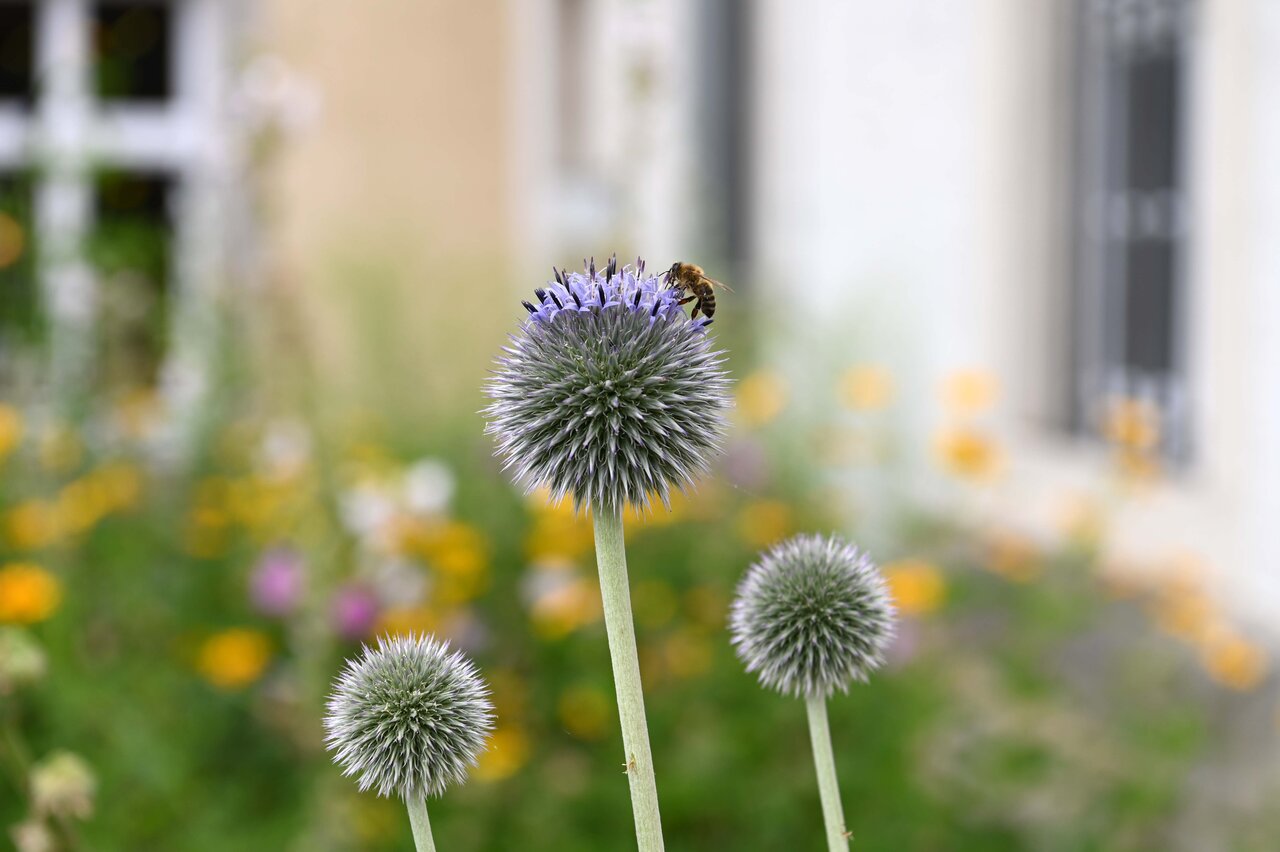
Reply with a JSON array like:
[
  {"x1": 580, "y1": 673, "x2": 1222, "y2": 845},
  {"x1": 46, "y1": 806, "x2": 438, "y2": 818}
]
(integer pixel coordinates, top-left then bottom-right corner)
[
  {"x1": 805, "y1": 696, "x2": 849, "y2": 851},
  {"x1": 592, "y1": 505, "x2": 665, "y2": 851},
  {"x1": 406, "y1": 795, "x2": 436, "y2": 852}
]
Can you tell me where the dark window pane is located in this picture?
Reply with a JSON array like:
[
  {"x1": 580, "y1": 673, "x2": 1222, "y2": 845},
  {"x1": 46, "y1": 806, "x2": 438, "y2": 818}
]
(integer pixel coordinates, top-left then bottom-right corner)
[
  {"x1": 0, "y1": 3, "x2": 34, "y2": 106},
  {"x1": 0, "y1": 172, "x2": 39, "y2": 341},
  {"x1": 93, "y1": 3, "x2": 172, "y2": 103},
  {"x1": 1124, "y1": 240, "x2": 1176, "y2": 373},
  {"x1": 1125, "y1": 51, "x2": 1180, "y2": 193},
  {"x1": 91, "y1": 171, "x2": 174, "y2": 386}
]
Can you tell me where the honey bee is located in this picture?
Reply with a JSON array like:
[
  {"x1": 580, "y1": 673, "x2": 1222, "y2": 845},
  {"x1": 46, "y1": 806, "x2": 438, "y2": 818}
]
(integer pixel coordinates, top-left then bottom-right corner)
[{"x1": 664, "y1": 262, "x2": 732, "y2": 320}]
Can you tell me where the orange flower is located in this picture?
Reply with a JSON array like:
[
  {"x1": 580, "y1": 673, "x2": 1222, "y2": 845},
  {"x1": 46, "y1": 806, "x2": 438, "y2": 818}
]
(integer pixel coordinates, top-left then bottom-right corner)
[
  {"x1": 5, "y1": 501, "x2": 61, "y2": 551},
  {"x1": 374, "y1": 606, "x2": 437, "y2": 639},
  {"x1": 983, "y1": 531, "x2": 1041, "y2": 583},
  {"x1": 558, "y1": 685, "x2": 610, "y2": 741},
  {"x1": 0, "y1": 404, "x2": 24, "y2": 459},
  {"x1": 0, "y1": 563, "x2": 62, "y2": 624},
  {"x1": 664, "y1": 629, "x2": 713, "y2": 679},
  {"x1": 942, "y1": 370, "x2": 998, "y2": 414},
  {"x1": 839, "y1": 365, "x2": 894, "y2": 412},
  {"x1": 0, "y1": 211, "x2": 25, "y2": 269},
  {"x1": 736, "y1": 371, "x2": 788, "y2": 428},
  {"x1": 1103, "y1": 397, "x2": 1160, "y2": 452},
  {"x1": 736, "y1": 500, "x2": 793, "y2": 548},
  {"x1": 934, "y1": 426, "x2": 1001, "y2": 481},
  {"x1": 883, "y1": 559, "x2": 946, "y2": 616},
  {"x1": 530, "y1": 577, "x2": 602, "y2": 639},
  {"x1": 38, "y1": 423, "x2": 83, "y2": 474},
  {"x1": 473, "y1": 727, "x2": 530, "y2": 781},
  {"x1": 1200, "y1": 629, "x2": 1267, "y2": 691},
  {"x1": 196, "y1": 629, "x2": 271, "y2": 690}
]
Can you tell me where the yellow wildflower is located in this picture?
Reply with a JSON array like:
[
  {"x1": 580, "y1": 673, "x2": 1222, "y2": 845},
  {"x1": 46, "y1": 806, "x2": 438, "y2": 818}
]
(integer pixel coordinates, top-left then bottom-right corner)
[
  {"x1": 736, "y1": 371, "x2": 788, "y2": 428},
  {"x1": 184, "y1": 506, "x2": 230, "y2": 559},
  {"x1": 623, "y1": 495, "x2": 682, "y2": 529},
  {"x1": 530, "y1": 577, "x2": 602, "y2": 639},
  {"x1": 473, "y1": 727, "x2": 530, "y2": 782},
  {"x1": 1054, "y1": 495, "x2": 1105, "y2": 548},
  {"x1": 1149, "y1": 586, "x2": 1217, "y2": 643},
  {"x1": 1200, "y1": 629, "x2": 1267, "y2": 691},
  {"x1": 113, "y1": 389, "x2": 160, "y2": 440},
  {"x1": 1114, "y1": 449, "x2": 1161, "y2": 487},
  {"x1": 56, "y1": 479, "x2": 106, "y2": 536},
  {"x1": 982, "y1": 531, "x2": 1041, "y2": 583},
  {"x1": 38, "y1": 423, "x2": 83, "y2": 474},
  {"x1": 5, "y1": 500, "x2": 61, "y2": 551},
  {"x1": 523, "y1": 511, "x2": 594, "y2": 562},
  {"x1": 942, "y1": 370, "x2": 998, "y2": 414},
  {"x1": 374, "y1": 606, "x2": 437, "y2": 639},
  {"x1": 1103, "y1": 397, "x2": 1160, "y2": 452},
  {"x1": 934, "y1": 426, "x2": 1002, "y2": 481},
  {"x1": 0, "y1": 211, "x2": 25, "y2": 268},
  {"x1": 0, "y1": 564, "x2": 62, "y2": 624},
  {"x1": 664, "y1": 628, "x2": 713, "y2": 679},
  {"x1": 684, "y1": 584, "x2": 728, "y2": 631},
  {"x1": 883, "y1": 559, "x2": 946, "y2": 616},
  {"x1": 557, "y1": 685, "x2": 610, "y2": 741},
  {"x1": 196, "y1": 628, "x2": 271, "y2": 690},
  {"x1": 0, "y1": 404, "x2": 24, "y2": 459},
  {"x1": 96, "y1": 462, "x2": 142, "y2": 513},
  {"x1": 736, "y1": 500, "x2": 793, "y2": 549},
  {"x1": 839, "y1": 365, "x2": 894, "y2": 411}
]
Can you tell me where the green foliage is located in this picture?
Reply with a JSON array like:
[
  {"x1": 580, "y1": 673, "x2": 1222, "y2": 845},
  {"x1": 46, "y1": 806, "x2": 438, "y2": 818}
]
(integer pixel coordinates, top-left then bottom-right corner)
[{"x1": 0, "y1": 386, "x2": 1275, "y2": 851}]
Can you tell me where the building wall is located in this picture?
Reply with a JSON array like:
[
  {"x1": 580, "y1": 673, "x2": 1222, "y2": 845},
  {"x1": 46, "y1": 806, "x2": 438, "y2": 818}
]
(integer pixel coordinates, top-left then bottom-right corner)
[
  {"x1": 750, "y1": 0, "x2": 1278, "y2": 623},
  {"x1": 263, "y1": 0, "x2": 514, "y2": 415}
]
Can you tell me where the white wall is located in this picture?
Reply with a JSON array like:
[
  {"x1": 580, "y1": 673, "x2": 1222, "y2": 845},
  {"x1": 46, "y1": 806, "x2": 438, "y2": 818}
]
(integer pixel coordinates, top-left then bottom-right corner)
[{"x1": 748, "y1": 0, "x2": 1280, "y2": 624}]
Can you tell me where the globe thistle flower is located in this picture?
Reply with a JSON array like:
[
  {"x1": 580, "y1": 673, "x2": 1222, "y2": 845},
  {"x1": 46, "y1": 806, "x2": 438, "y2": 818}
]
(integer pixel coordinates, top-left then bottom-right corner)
[
  {"x1": 732, "y1": 534, "x2": 896, "y2": 850},
  {"x1": 324, "y1": 634, "x2": 494, "y2": 801},
  {"x1": 731, "y1": 533, "x2": 896, "y2": 699},
  {"x1": 484, "y1": 256, "x2": 731, "y2": 512}
]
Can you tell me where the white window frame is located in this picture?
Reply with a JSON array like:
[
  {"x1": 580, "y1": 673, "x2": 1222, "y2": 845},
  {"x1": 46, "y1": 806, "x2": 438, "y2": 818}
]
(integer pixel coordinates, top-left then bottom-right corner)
[{"x1": 0, "y1": 0, "x2": 241, "y2": 410}]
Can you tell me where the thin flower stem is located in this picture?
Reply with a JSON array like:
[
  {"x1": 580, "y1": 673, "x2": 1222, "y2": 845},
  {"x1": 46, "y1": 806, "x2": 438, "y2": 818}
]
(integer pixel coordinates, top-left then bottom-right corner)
[
  {"x1": 592, "y1": 505, "x2": 665, "y2": 852},
  {"x1": 406, "y1": 794, "x2": 436, "y2": 852},
  {"x1": 805, "y1": 695, "x2": 849, "y2": 851}
]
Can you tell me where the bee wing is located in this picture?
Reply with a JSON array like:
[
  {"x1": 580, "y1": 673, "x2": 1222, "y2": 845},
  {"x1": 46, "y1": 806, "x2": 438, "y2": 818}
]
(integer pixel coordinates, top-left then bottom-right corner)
[{"x1": 699, "y1": 275, "x2": 733, "y2": 292}]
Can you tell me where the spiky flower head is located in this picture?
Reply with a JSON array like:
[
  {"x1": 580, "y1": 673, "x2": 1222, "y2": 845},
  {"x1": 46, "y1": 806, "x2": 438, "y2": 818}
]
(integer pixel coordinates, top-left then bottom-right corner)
[
  {"x1": 730, "y1": 534, "x2": 896, "y2": 699},
  {"x1": 484, "y1": 256, "x2": 731, "y2": 512},
  {"x1": 324, "y1": 634, "x2": 494, "y2": 800}
]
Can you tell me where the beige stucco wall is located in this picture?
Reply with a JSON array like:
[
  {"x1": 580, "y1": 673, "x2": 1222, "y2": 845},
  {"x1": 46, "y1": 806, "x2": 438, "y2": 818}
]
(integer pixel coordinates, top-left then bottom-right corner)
[{"x1": 262, "y1": 0, "x2": 514, "y2": 420}]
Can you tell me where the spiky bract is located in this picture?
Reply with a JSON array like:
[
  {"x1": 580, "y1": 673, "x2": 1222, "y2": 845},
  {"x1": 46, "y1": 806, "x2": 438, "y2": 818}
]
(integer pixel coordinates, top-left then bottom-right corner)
[
  {"x1": 730, "y1": 534, "x2": 896, "y2": 699},
  {"x1": 484, "y1": 257, "x2": 731, "y2": 512},
  {"x1": 324, "y1": 634, "x2": 494, "y2": 800}
]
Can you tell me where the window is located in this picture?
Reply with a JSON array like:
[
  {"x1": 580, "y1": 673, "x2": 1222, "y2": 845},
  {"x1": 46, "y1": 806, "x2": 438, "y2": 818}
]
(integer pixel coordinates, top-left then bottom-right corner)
[
  {"x1": 92, "y1": 171, "x2": 174, "y2": 385},
  {"x1": 695, "y1": 0, "x2": 753, "y2": 276},
  {"x1": 0, "y1": 2, "x2": 34, "y2": 107},
  {"x1": 0, "y1": 0, "x2": 235, "y2": 392},
  {"x1": 0, "y1": 170, "x2": 36, "y2": 340},
  {"x1": 93, "y1": 2, "x2": 172, "y2": 103},
  {"x1": 1071, "y1": 0, "x2": 1195, "y2": 459}
]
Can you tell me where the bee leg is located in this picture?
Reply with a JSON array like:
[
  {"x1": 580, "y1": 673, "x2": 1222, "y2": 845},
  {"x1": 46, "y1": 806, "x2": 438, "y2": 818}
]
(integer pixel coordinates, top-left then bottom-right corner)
[
  {"x1": 676, "y1": 296, "x2": 695, "y2": 306},
  {"x1": 690, "y1": 303, "x2": 701, "y2": 319}
]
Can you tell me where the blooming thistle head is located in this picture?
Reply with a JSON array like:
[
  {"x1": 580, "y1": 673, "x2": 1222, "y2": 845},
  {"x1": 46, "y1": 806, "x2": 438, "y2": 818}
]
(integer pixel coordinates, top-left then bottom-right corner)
[
  {"x1": 730, "y1": 534, "x2": 896, "y2": 699},
  {"x1": 484, "y1": 257, "x2": 731, "y2": 513},
  {"x1": 324, "y1": 634, "x2": 494, "y2": 800}
]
